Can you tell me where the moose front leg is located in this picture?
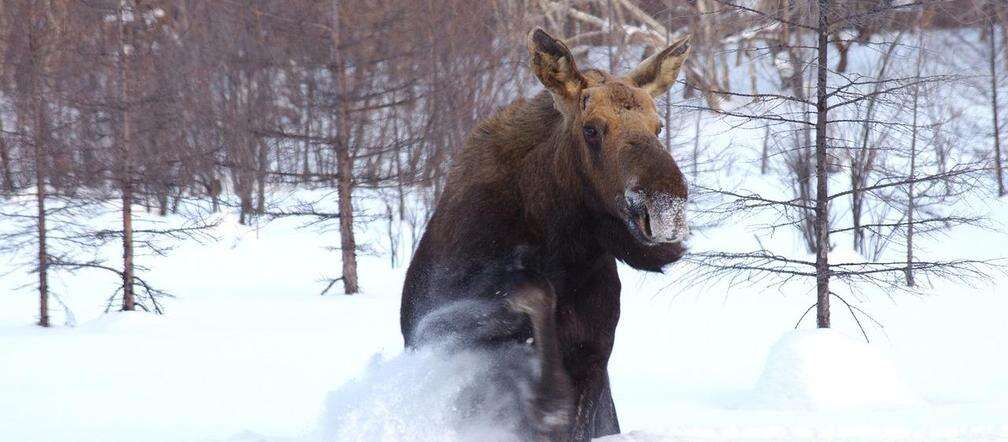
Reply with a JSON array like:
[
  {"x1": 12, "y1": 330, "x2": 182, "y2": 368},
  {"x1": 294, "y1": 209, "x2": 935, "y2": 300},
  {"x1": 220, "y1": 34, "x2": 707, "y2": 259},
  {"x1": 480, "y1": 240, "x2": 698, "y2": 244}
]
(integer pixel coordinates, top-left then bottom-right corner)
[
  {"x1": 412, "y1": 271, "x2": 575, "y2": 439},
  {"x1": 562, "y1": 257, "x2": 622, "y2": 441},
  {"x1": 568, "y1": 356, "x2": 620, "y2": 441},
  {"x1": 507, "y1": 277, "x2": 575, "y2": 440}
]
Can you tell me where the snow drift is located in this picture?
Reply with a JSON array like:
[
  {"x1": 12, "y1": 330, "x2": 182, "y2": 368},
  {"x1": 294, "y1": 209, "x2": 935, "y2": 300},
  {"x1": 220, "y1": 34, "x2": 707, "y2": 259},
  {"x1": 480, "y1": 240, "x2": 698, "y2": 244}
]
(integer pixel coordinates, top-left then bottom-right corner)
[
  {"x1": 746, "y1": 329, "x2": 918, "y2": 410},
  {"x1": 319, "y1": 343, "x2": 543, "y2": 442}
]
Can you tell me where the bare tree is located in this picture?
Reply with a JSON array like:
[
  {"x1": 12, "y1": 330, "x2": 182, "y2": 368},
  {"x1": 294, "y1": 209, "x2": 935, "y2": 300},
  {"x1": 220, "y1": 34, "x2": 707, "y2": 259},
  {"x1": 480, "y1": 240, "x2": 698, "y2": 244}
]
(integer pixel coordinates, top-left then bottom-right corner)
[
  {"x1": 3, "y1": 0, "x2": 62, "y2": 327},
  {"x1": 678, "y1": 1, "x2": 994, "y2": 332},
  {"x1": 813, "y1": 0, "x2": 831, "y2": 327},
  {"x1": 329, "y1": 0, "x2": 359, "y2": 294},
  {"x1": 986, "y1": 3, "x2": 1006, "y2": 197},
  {"x1": 1, "y1": 0, "x2": 1001, "y2": 327}
]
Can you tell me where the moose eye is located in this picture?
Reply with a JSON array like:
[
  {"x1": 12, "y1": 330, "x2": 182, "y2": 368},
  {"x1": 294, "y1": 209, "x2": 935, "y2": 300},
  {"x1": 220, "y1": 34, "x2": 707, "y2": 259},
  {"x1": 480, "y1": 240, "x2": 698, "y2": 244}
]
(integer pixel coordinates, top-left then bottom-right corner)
[{"x1": 583, "y1": 125, "x2": 599, "y2": 140}]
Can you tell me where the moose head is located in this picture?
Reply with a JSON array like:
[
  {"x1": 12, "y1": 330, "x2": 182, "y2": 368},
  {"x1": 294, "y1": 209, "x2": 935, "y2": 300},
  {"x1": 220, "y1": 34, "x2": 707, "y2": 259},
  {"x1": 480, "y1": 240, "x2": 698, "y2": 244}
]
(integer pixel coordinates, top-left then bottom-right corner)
[{"x1": 527, "y1": 28, "x2": 692, "y2": 269}]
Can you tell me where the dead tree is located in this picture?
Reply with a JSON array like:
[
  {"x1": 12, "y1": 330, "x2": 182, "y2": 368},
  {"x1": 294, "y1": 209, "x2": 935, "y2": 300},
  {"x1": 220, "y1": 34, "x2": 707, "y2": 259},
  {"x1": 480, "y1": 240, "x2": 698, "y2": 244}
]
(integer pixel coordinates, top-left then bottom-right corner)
[
  {"x1": 116, "y1": 0, "x2": 136, "y2": 311},
  {"x1": 681, "y1": 1, "x2": 995, "y2": 333},
  {"x1": 905, "y1": 18, "x2": 927, "y2": 287},
  {"x1": 987, "y1": 6, "x2": 1006, "y2": 197},
  {"x1": 813, "y1": 0, "x2": 831, "y2": 327},
  {"x1": 7, "y1": 0, "x2": 60, "y2": 327},
  {"x1": 329, "y1": 0, "x2": 359, "y2": 294}
]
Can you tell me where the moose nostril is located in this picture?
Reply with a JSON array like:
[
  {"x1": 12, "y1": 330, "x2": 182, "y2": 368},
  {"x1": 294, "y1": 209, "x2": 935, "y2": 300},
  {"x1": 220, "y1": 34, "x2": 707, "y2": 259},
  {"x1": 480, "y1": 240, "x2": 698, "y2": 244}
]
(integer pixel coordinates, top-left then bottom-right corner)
[
  {"x1": 640, "y1": 209, "x2": 652, "y2": 238},
  {"x1": 624, "y1": 188, "x2": 646, "y2": 208}
]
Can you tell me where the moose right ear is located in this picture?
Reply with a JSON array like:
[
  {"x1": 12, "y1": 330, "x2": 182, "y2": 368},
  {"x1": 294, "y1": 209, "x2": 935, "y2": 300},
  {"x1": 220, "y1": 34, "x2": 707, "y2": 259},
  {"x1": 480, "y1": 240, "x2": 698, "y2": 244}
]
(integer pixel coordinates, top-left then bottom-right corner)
[{"x1": 527, "y1": 28, "x2": 586, "y2": 104}]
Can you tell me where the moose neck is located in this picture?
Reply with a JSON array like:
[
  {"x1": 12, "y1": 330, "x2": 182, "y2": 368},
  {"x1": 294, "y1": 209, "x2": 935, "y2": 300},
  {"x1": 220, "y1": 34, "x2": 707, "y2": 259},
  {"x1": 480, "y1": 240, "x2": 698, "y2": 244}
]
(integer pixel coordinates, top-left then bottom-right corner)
[{"x1": 516, "y1": 95, "x2": 603, "y2": 265}]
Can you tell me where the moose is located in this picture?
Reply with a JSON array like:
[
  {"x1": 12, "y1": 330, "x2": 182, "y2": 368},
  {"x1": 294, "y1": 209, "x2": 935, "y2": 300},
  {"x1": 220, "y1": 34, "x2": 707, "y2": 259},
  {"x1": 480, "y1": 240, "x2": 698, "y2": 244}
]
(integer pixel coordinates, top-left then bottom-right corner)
[{"x1": 400, "y1": 28, "x2": 692, "y2": 441}]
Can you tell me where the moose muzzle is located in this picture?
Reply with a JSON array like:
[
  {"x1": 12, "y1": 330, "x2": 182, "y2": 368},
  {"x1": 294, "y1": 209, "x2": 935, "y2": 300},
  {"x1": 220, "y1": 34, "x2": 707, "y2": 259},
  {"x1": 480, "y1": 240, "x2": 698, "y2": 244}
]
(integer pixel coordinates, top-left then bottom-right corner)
[{"x1": 624, "y1": 190, "x2": 689, "y2": 245}]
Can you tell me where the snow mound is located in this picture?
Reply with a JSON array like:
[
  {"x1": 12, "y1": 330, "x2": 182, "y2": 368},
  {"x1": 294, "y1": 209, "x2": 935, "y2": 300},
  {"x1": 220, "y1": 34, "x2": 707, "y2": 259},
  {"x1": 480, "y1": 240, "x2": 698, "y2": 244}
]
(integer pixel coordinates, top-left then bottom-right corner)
[
  {"x1": 746, "y1": 329, "x2": 918, "y2": 410},
  {"x1": 319, "y1": 344, "x2": 540, "y2": 442}
]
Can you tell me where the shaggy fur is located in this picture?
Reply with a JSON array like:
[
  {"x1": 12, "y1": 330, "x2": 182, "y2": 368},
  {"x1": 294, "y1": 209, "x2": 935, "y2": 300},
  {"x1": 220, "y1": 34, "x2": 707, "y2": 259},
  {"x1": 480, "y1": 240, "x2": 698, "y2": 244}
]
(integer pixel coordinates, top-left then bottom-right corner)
[{"x1": 401, "y1": 29, "x2": 692, "y2": 441}]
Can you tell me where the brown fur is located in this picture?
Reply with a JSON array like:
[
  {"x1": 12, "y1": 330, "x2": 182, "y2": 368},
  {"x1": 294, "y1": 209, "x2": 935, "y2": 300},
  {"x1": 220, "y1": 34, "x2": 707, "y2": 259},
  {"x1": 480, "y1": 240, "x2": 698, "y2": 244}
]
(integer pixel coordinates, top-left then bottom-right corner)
[{"x1": 401, "y1": 29, "x2": 692, "y2": 441}]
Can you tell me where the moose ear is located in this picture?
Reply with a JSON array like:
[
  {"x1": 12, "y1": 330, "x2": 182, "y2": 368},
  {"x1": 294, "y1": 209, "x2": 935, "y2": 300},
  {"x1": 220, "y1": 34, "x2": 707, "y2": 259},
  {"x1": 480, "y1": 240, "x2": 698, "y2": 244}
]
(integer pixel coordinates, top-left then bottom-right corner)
[
  {"x1": 626, "y1": 34, "x2": 692, "y2": 97},
  {"x1": 527, "y1": 28, "x2": 586, "y2": 103}
]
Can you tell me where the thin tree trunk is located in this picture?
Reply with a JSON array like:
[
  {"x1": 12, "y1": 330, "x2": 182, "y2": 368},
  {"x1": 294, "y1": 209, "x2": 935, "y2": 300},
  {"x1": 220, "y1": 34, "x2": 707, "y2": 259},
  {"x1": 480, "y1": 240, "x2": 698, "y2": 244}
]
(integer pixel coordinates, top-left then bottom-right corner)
[
  {"x1": 989, "y1": 14, "x2": 1006, "y2": 197},
  {"x1": 850, "y1": 166, "x2": 862, "y2": 252},
  {"x1": 331, "y1": 0, "x2": 359, "y2": 294},
  {"x1": 0, "y1": 118, "x2": 14, "y2": 193},
  {"x1": 692, "y1": 109, "x2": 701, "y2": 180},
  {"x1": 158, "y1": 184, "x2": 169, "y2": 216},
  {"x1": 664, "y1": 7, "x2": 672, "y2": 152},
  {"x1": 335, "y1": 128, "x2": 358, "y2": 293},
  {"x1": 33, "y1": 80, "x2": 50, "y2": 328},
  {"x1": 256, "y1": 138, "x2": 268, "y2": 213},
  {"x1": 906, "y1": 104, "x2": 918, "y2": 286},
  {"x1": 906, "y1": 25, "x2": 926, "y2": 287},
  {"x1": 783, "y1": 30, "x2": 817, "y2": 253},
  {"x1": 833, "y1": 29, "x2": 854, "y2": 74},
  {"x1": 851, "y1": 37, "x2": 900, "y2": 254},
  {"x1": 814, "y1": 0, "x2": 832, "y2": 328},
  {"x1": 119, "y1": 0, "x2": 135, "y2": 311},
  {"x1": 210, "y1": 177, "x2": 220, "y2": 212},
  {"x1": 303, "y1": 73, "x2": 315, "y2": 181},
  {"x1": 121, "y1": 175, "x2": 135, "y2": 311},
  {"x1": 607, "y1": 0, "x2": 614, "y2": 73},
  {"x1": 27, "y1": 3, "x2": 50, "y2": 327},
  {"x1": 760, "y1": 126, "x2": 769, "y2": 175}
]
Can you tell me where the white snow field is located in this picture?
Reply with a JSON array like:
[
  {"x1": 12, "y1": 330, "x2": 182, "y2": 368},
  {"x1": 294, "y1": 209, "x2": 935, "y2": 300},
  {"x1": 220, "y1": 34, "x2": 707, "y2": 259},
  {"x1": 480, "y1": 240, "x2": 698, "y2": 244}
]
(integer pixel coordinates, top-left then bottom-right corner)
[
  {"x1": 1, "y1": 192, "x2": 1006, "y2": 442},
  {"x1": 3, "y1": 32, "x2": 1008, "y2": 441}
]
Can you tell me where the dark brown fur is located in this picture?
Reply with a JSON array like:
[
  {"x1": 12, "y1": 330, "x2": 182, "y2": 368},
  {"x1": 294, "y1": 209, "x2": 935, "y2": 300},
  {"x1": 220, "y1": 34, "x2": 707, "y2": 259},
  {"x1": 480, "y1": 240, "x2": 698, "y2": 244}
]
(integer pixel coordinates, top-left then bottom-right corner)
[{"x1": 401, "y1": 29, "x2": 692, "y2": 441}]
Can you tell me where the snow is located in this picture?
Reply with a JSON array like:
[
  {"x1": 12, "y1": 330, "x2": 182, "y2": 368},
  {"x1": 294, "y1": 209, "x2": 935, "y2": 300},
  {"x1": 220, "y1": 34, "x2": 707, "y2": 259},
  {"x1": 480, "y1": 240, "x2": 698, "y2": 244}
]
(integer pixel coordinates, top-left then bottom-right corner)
[
  {"x1": 2, "y1": 32, "x2": 1008, "y2": 442},
  {"x1": 1, "y1": 198, "x2": 1005, "y2": 441},
  {"x1": 746, "y1": 329, "x2": 918, "y2": 410},
  {"x1": 320, "y1": 346, "x2": 533, "y2": 442}
]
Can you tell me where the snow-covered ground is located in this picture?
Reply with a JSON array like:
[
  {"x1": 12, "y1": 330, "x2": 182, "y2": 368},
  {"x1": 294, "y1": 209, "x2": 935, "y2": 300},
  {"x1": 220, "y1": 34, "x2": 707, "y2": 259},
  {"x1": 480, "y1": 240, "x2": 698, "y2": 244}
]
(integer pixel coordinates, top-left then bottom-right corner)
[
  {"x1": 1, "y1": 191, "x2": 1006, "y2": 441},
  {"x1": 3, "y1": 31, "x2": 1008, "y2": 441}
]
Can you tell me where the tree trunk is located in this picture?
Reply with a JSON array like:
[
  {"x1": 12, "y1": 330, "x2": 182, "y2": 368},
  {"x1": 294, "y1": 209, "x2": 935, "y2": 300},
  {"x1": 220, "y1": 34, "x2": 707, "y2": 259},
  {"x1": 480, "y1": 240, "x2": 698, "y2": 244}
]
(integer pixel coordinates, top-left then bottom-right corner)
[
  {"x1": 119, "y1": 0, "x2": 135, "y2": 311},
  {"x1": 850, "y1": 37, "x2": 899, "y2": 255},
  {"x1": 814, "y1": 0, "x2": 832, "y2": 328},
  {"x1": 256, "y1": 138, "x2": 268, "y2": 213},
  {"x1": 121, "y1": 173, "x2": 135, "y2": 311},
  {"x1": 664, "y1": 7, "x2": 672, "y2": 152},
  {"x1": 303, "y1": 73, "x2": 315, "y2": 181},
  {"x1": 907, "y1": 26, "x2": 925, "y2": 287},
  {"x1": 27, "y1": 3, "x2": 50, "y2": 327},
  {"x1": 989, "y1": 14, "x2": 1006, "y2": 197},
  {"x1": 336, "y1": 142, "x2": 358, "y2": 293},
  {"x1": 834, "y1": 38, "x2": 850, "y2": 73},
  {"x1": 692, "y1": 109, "x2": 701, "y2": 180},
  {"x1": 0, "y1": 119, "x2": 14, "y2": 193},
  {"x1": 331, "y1": 0, "x2": 359, "y2": 294},
  {"x1": 33, "y1": 82, "x2": 50, "y2": 328},
  {"x1": 850, "y1": 165, "x2": 862, "y2": 252},
  {"x1": 760, "y1": 126, "x2": 769, "y2": 175},
  {"x1": 210, "y1": 177, "x2": 220, "y2": 212},
  {"x1": 607, "y1": 0, "x2": 615, "y2": 74}
]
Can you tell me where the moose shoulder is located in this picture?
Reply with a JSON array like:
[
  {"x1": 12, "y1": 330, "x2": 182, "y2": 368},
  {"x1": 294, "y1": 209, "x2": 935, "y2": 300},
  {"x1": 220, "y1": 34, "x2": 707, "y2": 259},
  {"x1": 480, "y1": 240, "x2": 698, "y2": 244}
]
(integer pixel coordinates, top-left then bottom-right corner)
[{"x1": 400, "y1": 28, "x2": 692, "y2": 441}]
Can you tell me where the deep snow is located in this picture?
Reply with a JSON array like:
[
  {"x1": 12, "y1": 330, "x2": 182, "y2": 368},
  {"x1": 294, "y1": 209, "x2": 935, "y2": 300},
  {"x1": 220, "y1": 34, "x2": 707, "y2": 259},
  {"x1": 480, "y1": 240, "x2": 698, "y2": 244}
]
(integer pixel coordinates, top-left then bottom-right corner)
[
  {"x1": 3, "y1": 29, "x2": 1008, "y2": 441},
  {"x1": 748, "y1": 329, "x2": 919, "y2": 410},
  {"x1": 1, "y1": 195, "x2": 1006, "y2": 441}
]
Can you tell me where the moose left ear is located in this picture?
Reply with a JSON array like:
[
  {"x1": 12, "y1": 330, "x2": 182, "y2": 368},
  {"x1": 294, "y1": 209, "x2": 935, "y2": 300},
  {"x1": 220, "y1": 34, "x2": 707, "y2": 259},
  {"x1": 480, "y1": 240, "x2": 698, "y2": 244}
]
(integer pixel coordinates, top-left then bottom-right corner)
[
  {"x1": 527, "y1": 28, "x2": 586, "y2": 103},
  {"x1": 626, "y1": 34, "x2": 692, "y2": 97}
]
